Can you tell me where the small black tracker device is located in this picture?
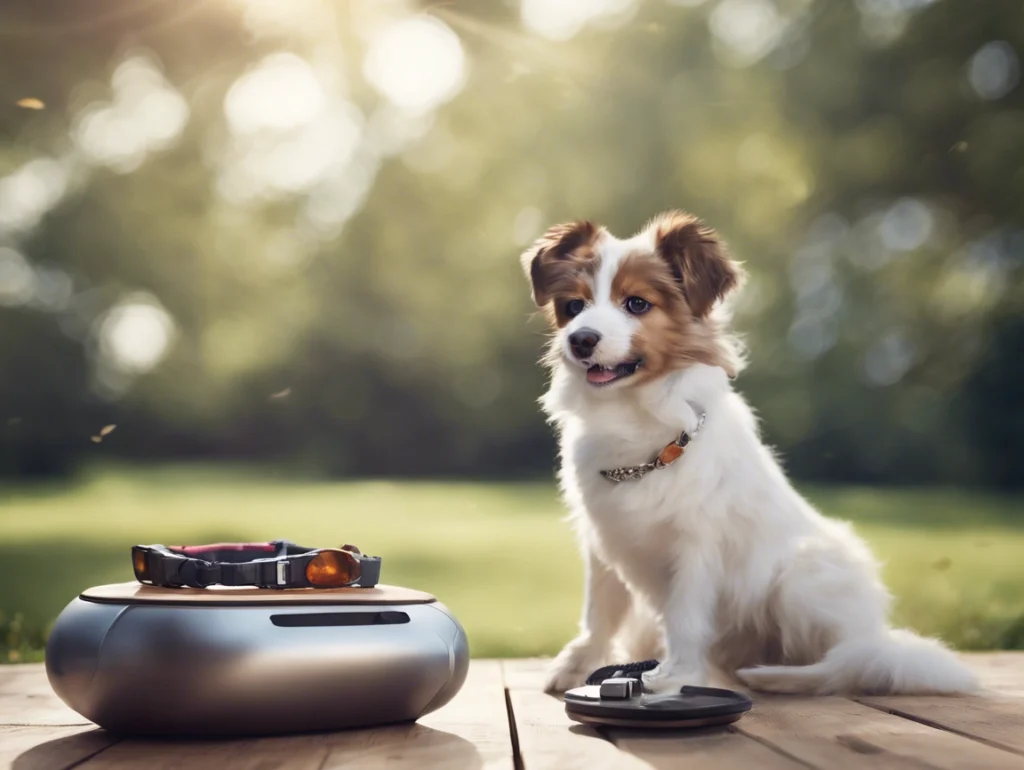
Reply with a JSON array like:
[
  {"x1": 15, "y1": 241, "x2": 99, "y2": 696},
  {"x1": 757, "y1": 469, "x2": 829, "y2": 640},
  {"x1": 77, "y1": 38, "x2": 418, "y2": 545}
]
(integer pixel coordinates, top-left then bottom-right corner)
[{"x1": 564, "y1": 661, "x2": 752, "y2": 729}]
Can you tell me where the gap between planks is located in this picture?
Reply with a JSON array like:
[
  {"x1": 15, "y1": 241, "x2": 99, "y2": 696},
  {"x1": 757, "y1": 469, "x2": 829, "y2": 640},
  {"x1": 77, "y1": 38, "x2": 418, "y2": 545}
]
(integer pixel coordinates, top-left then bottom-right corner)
[{"x1": 503, "y1": 687, "x2": 524, "y2": 770}]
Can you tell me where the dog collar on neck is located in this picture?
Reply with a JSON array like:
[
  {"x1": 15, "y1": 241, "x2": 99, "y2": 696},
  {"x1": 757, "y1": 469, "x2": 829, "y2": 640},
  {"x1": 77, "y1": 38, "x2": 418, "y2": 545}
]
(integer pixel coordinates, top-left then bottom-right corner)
[{"x1": 600, "y1": 405, "x2": 706, "y2": 483}]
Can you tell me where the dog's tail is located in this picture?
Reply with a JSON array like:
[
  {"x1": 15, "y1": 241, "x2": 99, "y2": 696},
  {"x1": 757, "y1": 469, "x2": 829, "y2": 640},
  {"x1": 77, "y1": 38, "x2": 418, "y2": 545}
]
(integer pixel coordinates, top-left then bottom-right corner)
[{"x1": 736, "y1": 629, "x2": 978, "y2": 695}]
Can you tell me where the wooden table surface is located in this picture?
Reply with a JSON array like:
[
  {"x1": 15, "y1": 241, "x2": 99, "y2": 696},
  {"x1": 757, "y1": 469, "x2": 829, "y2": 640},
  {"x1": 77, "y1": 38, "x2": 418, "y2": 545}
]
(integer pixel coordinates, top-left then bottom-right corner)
[{"x1": 3, "y1": 655, "x2": 1024, "y2": 769}]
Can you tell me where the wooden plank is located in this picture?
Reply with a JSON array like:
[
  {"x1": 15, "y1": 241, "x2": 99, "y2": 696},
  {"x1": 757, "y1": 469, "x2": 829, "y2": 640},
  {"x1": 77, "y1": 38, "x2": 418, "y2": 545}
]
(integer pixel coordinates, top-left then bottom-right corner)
[
  {"x1": 416, "y1": 660, "x2": 516, "y2": 770},
  {"x1": 502, "y1": 659, "x2": 802, "y2": 770},
  {"x1": 501, "y1": 657, "x2": 552, "y2": 692},
  {"x1": 81, "y1": 726, "x2": 484, "y2": 770},
  {"x1": 316, "y1": 659, "x2": 514, "y2": 769},
  {"x1": 964, "y1": 653, "x2": 1024, "y2": 696},
  {"x1": 606, "y1": 726, "x2": 801, "y2": 770},
  {"x1": 0, "y1": 665, "x2": 90, "y2": 726},
  {"x1": 741, "y1": 694, "x2": 1024, "y2": 770},
  {"x1": 77, "y1": 736, "x2": 328, "y2": 770},
  {"x1": 78, "y1": 660, "x2": 514, "y2": 770},
  {"x1": 502, "y1": 659, "x2": 647, "y2": 769},
  {"x1": 319, "y1": 722, "x2": 499, "y2": 770},
  {"x1": 856, "y1": 694, "x2": 1024, "y2": 757},
  {"x1": 506, "y1": 687, "x2": 650, "y2": 769},
  {"x1": 317, "y1": 660, "x2": 514, "y2": 769},
  {"x1": 0, "y1": 725, "x2": 116, "y2": 770}
]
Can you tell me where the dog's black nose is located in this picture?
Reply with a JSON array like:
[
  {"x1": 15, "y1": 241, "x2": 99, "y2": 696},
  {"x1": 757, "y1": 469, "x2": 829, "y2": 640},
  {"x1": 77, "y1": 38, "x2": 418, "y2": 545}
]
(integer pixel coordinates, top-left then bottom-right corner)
[{"x1": 569, "y1": 328, "x2": 601, "y2": 359}]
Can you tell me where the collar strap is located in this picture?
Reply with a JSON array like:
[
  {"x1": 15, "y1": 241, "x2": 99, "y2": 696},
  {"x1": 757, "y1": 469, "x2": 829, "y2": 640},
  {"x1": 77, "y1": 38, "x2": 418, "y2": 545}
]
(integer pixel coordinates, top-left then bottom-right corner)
[
  {"x1": 131, "y1": 540, "x2": 382, "y2": 590},
  {"x1": 600, "y1": 407, "x2": 706, "y2": 483}
]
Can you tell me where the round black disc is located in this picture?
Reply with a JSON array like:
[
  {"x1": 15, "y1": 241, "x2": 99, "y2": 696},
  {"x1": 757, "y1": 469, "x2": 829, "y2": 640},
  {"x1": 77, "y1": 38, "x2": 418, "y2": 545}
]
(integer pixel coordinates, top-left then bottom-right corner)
[{"x1": 564, "y1": 685, "x2": 752, "y2": 729}]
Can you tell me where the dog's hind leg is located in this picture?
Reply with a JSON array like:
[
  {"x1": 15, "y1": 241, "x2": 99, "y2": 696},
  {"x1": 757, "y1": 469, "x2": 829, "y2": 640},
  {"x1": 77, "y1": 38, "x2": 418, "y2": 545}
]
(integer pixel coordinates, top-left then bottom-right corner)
[{"x1": 736, "y1": 541, "x2": 976, "y2": 695}]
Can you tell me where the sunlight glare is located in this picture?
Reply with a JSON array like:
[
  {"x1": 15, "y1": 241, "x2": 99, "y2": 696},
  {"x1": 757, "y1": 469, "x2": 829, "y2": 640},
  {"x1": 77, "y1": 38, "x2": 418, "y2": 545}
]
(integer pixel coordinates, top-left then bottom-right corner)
[
  {"x1": 363, "y1": 16, "x2": 466, "y2": 115},
  {"x1": 521, "y1": 0, "x2": 637, "y2": 41}
]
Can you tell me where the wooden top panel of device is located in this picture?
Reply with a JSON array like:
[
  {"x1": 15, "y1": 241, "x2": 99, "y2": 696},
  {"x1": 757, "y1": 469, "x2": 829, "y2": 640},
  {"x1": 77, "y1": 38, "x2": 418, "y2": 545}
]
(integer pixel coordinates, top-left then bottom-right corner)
[{"x1": 81, "y1": 582, "x2": 437, "y2": 606}]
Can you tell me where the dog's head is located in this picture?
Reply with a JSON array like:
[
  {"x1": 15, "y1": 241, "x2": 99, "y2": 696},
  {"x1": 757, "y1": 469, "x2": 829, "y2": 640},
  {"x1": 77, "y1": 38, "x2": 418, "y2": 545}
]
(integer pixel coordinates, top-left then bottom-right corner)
[{"x1": 520, "y1": 210, "x2": 744, "y2": 388}]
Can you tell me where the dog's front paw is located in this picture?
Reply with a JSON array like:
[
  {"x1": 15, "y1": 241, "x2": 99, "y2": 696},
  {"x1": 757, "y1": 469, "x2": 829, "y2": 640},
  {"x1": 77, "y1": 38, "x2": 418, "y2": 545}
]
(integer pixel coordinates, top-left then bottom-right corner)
[
  {"x1": 641, "y1": 664, "x2": 706, "y2": 694},
  {"x1": 543, "y1": 641, "x2": 607, "y2": 693}
]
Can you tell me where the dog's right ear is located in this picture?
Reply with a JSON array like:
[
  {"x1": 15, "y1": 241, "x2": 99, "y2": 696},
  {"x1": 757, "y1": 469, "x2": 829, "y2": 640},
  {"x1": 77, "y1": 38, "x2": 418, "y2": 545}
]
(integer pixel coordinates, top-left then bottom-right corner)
[{"x1": 520, "y1": 221, "x2": 597, "y2": 307}]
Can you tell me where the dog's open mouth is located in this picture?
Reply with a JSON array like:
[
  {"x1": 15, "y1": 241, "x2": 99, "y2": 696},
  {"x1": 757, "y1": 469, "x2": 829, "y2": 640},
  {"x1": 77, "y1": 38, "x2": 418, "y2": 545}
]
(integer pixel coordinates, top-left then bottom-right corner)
[{"x1": 586, "y1": 360, "x2": 642, "y2": 385}]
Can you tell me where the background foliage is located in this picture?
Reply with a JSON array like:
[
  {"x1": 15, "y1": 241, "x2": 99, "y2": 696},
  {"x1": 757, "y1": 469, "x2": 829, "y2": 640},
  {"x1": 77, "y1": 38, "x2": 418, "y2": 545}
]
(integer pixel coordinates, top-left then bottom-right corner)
[{"x1": 1, "y1": 0, "x2": 1021, "y2": 486}]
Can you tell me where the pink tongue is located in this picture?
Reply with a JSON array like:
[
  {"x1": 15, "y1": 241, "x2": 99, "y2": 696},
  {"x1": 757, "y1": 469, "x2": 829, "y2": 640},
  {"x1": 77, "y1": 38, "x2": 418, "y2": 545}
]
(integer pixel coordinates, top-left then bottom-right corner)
[{"x1": 587, "y1": 367, "x2": 619, "y2": 384}]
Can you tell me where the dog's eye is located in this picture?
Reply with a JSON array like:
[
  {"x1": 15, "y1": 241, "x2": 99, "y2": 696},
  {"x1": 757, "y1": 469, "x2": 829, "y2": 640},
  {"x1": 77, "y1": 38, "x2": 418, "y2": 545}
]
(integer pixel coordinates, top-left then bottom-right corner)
[
  {"x1": 565, "y1": 299, "x2": 585, "y2": 318},
  {"x1": 625, "y1": 296, "x2": 651, "y2": 315}
]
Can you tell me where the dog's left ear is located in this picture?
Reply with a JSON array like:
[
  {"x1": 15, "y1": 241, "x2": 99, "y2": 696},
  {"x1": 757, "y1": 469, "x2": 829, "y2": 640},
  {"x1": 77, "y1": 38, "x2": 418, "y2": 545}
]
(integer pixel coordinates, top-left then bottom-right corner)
[{"x1": 650, "y1": 210, "x2": 743, "y2": 319}]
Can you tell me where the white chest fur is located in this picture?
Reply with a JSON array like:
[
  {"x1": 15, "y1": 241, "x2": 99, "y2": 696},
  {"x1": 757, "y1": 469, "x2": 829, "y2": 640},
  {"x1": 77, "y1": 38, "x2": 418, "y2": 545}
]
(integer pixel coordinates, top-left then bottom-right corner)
[
  {"x1": 544, "y1": 364, "x2": 768, "y2": 601},
  {"x1": 555, "y1": 406, "x2": 715, "y2": 601}
]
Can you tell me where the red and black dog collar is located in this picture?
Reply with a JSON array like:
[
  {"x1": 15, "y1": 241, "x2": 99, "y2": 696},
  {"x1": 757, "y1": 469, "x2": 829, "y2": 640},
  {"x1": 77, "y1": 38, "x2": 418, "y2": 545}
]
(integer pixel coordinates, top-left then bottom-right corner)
[{"x1": 131, "y1": 540, "x2": 382, "y2": 589}]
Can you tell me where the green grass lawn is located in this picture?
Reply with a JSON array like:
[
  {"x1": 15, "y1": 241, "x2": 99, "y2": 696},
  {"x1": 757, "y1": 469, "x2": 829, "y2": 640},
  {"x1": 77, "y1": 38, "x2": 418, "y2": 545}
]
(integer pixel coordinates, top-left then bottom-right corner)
[{"x1": 1, "y1": 466, "x2": 1023, "y2": 662}]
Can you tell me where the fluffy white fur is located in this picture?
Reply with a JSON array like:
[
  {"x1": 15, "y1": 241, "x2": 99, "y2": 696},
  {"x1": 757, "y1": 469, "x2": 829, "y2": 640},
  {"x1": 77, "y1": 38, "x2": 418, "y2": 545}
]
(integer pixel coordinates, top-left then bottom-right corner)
[{"x1": 538, "y1": 226, "x2": 978, "y2": 696}]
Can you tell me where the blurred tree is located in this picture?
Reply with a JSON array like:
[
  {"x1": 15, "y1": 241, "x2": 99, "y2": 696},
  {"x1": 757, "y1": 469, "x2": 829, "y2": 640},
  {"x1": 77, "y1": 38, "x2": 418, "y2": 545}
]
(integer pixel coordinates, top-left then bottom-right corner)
[{"x1": 0, "y1": 0, "x2": 1020, "y2": 487}]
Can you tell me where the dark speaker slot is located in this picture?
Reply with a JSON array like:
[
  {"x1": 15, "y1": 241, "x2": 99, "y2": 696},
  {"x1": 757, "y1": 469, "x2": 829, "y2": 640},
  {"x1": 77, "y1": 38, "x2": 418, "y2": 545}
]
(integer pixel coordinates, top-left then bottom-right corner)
[{"x1": 271, "y1": 611, "x2": 410, "y2": 627}]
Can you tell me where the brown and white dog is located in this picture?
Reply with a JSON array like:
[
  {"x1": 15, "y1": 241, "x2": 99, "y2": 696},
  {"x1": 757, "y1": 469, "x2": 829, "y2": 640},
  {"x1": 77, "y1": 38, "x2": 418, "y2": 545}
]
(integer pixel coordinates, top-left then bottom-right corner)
[{"x1": 521, "y1": 210, "x2": 977, "y2": 695}]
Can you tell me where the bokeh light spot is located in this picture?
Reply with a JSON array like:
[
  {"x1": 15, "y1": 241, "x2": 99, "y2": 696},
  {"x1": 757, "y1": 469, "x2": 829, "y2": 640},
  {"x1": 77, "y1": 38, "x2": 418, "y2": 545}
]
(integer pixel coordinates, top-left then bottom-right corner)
[
  {"x1": 968, "y1": 41, "x2": 1020, "y2": 101},
  {"x1": 709, "y1": 0, "x2": 784, "y2": 67},
  {"x1": 0, "y1": 248, "x2": 35, "y2": 307},
  {"x1": 96, "y1": 294, "x2": 177, "y2": 375},
  {"x1": 0, "y1": 158, "x2": 70, "y2": 237},
  {"x1": 521, "y1": 0, "x2": 638, "y2": 41},
  {"x1": 225, "y1": 53, "x2": 327, "y2": 135},
  {"x1": 879, "y1": 198, "x2": 934, "y2": 252},
  {"x1": 363, "y1": 16, "x2": 467, "y2": 114},
  {"x1": 73, "y1": 55, "x2": 189, "y2": 173},
  {"x1": 864, "y1": 331, "x2": 915, "y2": 387}
]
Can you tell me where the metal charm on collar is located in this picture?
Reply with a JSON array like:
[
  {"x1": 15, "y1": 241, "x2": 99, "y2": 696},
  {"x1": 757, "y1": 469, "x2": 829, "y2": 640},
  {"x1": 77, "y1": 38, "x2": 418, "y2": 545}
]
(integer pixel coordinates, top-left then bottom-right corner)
[{"x1": 600, "y1": 408, "x2": 706, "y2": 483}]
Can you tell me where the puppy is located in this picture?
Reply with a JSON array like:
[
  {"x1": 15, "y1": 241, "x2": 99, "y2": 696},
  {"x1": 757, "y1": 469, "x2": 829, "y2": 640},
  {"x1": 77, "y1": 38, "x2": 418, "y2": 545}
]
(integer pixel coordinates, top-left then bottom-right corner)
[{"x1": 520, "y1": 211, "x2": 978, "y2": 696}]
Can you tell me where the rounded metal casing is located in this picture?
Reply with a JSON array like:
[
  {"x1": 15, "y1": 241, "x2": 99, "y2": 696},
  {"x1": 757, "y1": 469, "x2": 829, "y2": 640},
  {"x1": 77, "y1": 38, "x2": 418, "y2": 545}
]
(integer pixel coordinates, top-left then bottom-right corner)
[{"x1": 45, "y1": 592, "x2": 469, "y2": 736}]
